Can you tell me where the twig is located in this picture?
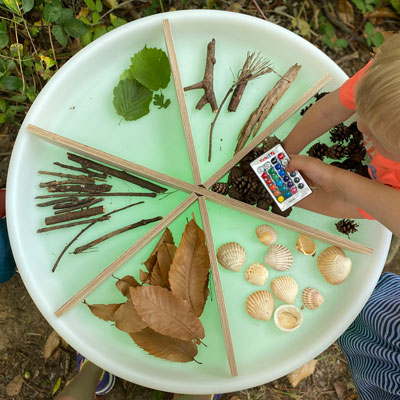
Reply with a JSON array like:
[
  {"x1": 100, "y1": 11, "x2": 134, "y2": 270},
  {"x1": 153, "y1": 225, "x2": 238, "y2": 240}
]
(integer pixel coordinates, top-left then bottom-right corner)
[
  {"x1": 53, "y1": 197, "x2": 97, "y2": 209},
  {"x1": 184, "y1": 39, "x2": 218, "y2": 113},
  {"x1": 38, "y1": 170, "x2": 103, "y2": 181},
  {"x1": 67, "y1": 153, "x2": 167, "y2": 193},
  {"x1": 36, "y1": 196, "x2": 77, "y2": 207},
  {"x1": 45, "y1": 206, "x2": 105, "y2": 225},
  {"x1": 54, "y1": 198, "x2": 103, "y2": 214},
  {"x1": 73, "y1": 216, "x2": 163, "y2": 254},
  {"x1": 40, "y1": 178, "x2": 96, "y2": 187},
  {"x1": 37, "y1": 216, "x2": 110, "y2": 233},
  {"x1": 51, "y1": 201, "x2": 144, "y2": 272},
  {"x1": 47, "y1": 25, "x2": 59, "y2": 70},
  {"x1": 36, "y1": 192, "x2": 157, "y2": 199},
  {"x1": 46, "y1": 183, "x2": 112, "y2": 193},
  {"x1": 53, "y1": 162, "x2": 107, "y2": 179},
  {"x1": 14, "y1": 19, "x2": 25, "y2": 93}
]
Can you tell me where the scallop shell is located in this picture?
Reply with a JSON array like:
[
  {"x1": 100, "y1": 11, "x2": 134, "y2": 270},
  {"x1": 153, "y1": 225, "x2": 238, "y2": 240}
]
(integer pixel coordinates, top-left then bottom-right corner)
[
  {"x1": 246, "y1": 290, "x2": 274, "y2": 321},
  {"x1": 256, "y1": 225, "x2": 278, "y2": 246},
  {"x1": 274, "y1": 305, "x2": 303, "y2": 332},
  {"x1": 317, "y1": 253, "x2": 352, "y2": 285},
  {"x1": 244, "y1": 263, "x2": 269, "y2": 286},
  {"x1": 216, "y1": 242, "x2": 246, "y2": 272},
  {"x1": 296, "y1": 235, "x2": 317, "y2": 256},
  {"x1": 317, "y1": 246, "x2": 345, "y2": 264},
  {"x1": 264, "y1": 244, "x2": 293, "y2": 271},
  {"x1": 270, "y1": 276, "x2": 298, "y2": 304},
  {"x1": 302, "y1": 287, "x2": 324, "y2": 310}
]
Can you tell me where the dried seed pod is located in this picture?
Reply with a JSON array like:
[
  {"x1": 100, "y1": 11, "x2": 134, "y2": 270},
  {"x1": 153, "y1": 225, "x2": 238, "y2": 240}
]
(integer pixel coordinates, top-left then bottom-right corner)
[
  {"x1": 302, "y1": 287, "x2": 324, "y2": 310},
  {"x1": 274, "y1": 305, "x2": 303, "y2": 332},
  {"x1": 244, "y1": 263, "x2": 269, "y2": 286},
  {"x1": 246, "y1": 290, "x2": 274, "y2": 321},
  {"x1": 296, "y1": 235, "x2": 317, "y2": 256},
  {"x1": 216, "y1": 242, "x2": 246, "y2": 272},
  {"x1": 270, "y1": 276, "x2": 298, "y2": 304},
  {"x1": 256, "y1": 225, "x2": 278, "y2": 246},
  {"x1": 264, "y1": 244, "x2": 293, "y2": 271}
]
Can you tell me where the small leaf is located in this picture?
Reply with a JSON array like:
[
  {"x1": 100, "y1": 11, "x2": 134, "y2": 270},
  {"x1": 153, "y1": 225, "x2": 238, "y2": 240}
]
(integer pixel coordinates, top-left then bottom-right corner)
[
  {"x1": 149, "y1": 261, "x2": 169, "y2": 288},
  {"x1": 86, "y1": 302, "x2": 123, "y2": 321},
  {"x1": 130, "y1": 327, "x2": 198, "y2": 362},
  {"x1": 3, "y1": 0, "x2": 20, "y2": 15},
  {"x1": 157, "y1": 242, "x2": 176, "y2": 286},
  {"x1": 43, "y1": 330, "x2": 60, "y2": 360},
  {"x1": 334, "y1": 38, "x2": 349, "y2": 48},
  {"x1": 129, "y1": 46, "x2": 171, "y2": 91},
  {"x1": 92, "y1": 11, "x2": 100, "y2": 24},
  {"x1": 287, "y1": 359, "x2": 318, "y2": 387},
  {"x1": 0, "y1": 32, "x2": 9, "y2": 50},
  {"x1": 52, "y1": 377, "x2": 62, "y2": 396},
  {"x1": 352, "y1": 0, "x2": 366, "y2": 13},
  {"x1": 113, "y1": 79, "x2": 152, "y2": 121},
  {"x1": 114, "y1": 300, "x2": 147, "y2": 333},
  {"x1": 95, "y1": 0, "x2": 103, "y2": 12},
  {"x1": 143, "y1": 228, "x2": 174, "y2": 272},
  {"x1": 338, "y1": 0, "x2": 354, "y2": 26},
  {"x1": 110, "y1": 14, "x2": 127, "y2": 27},
  {"x1": 43, "y1": 2, "x2": 62, "y2": 23},
  {"x1": 92, "y1": 25, "x2": 107, "y2": 41},
  {"x1": 153, "y1": 93, "x2": 171, "y2": 109},
  {"x1": 371, "y1": 32, "x2": 384, "y2": 47},
  {"x1": 63, "y1": 18, "x2": 89, "y2": 38},
  {"x1": 115, "y1": 275, "x2": 140, "y2": 299},
  {"x1": 390, "y1": 0, "x2": 400, "y2": 13},
  {"x1": 364, "y1": 21, "x2": 374, "y2": 35},
  {"x1": 58, "y1": 8, "x2": 74, "y2": 24},
  {"x1": 6, "y1": 375, "x2": 24, "y2": 396},
  {"x1": 22, "y1": 0, "x2": 34, "y2": 13},
  {"x1": 130, "y1": 285, "x2": 205, "y2": 341},
  {"x1": 83, "y1": 0, "x2": 96, "y2": 10},
  {"x1": 52, "y1": 24, "x2": 68, "y2": 47},
  {"x1": 1, "y1": 75, "x2": 23, "y2": 90}
]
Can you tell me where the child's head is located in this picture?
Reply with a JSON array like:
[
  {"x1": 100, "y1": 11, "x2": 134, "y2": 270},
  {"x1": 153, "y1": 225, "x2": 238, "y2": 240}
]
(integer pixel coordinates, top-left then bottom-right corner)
[{"x1": 355, "y1": 33, "x2": 400, "y2": 155}]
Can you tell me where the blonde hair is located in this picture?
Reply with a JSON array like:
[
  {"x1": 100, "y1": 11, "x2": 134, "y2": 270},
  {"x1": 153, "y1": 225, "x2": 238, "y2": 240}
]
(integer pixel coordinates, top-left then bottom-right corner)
[{"x1": 355, "y1": 33, "x2": 400, "y2": 148}]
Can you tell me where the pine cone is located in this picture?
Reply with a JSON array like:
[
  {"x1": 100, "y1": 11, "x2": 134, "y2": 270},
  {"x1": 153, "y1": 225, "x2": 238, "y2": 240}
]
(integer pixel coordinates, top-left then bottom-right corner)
[
  {"x1": 314, "y1": 91, "x2": 328, "y2": 101},
  {"x1": 329, "y1": 123, "x2": 352, "y2": 144},
  {"x1": 227, "y1": 166, "x2": 243, "y2": 186},
  {"x1": 233, "y1": 176, "x2": 258, "y2": 194},
  {"x1": 300, "y1": 103, "x2": 313, "y2": 115},
  {"x1": 257, "y1": 197, "x2": 273, "y2": 211},
  {"x1": 326, "y1": 144, "x2": 347, "y2": 160},
  {"x1": 335, "y1": 219, "x2": 359, "y2": 237},
  {"x1": 330, "y1": 161, "x2": 347, "y2": 170},
  {"x1": 244, "y1": 189, "x2": 259, "y2": 205},
  {"x1": 271, "y1": 202, "x2": 292, "y2": 217},
  {"x1": 228, "y1": 186, "x2": 244, "y2": 201},
  {"x1": 347, "y1": 139, "x2": 366, "y2": 162},
  {"x1": 307, "y1": 142, "x2": 328, "y2": 160},
  {"x1": 211, "y1": 182, "x2": 229, "y2": 195},
  {"x1": 340, "y1": 159, "x2": 364, "y2": 172},
  {"x1": 348, "y1": 122, "x2": 364, "y2": 144}
]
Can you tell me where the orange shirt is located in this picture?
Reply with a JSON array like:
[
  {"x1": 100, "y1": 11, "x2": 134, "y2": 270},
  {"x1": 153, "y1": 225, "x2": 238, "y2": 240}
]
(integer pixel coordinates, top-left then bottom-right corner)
[{"x1": 338, "y1": 61, "x2": 400, "y2": 220}]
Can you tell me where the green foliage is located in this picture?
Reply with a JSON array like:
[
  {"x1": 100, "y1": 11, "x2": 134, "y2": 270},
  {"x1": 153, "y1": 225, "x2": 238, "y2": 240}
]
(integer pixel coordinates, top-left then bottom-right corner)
[
  {"x1": 0, "y1": 20, "x2": 9, "y2": 50},
  {"x1": 390, "y1": 0, "x2": 400, "y2": 13},
  {"x1": 153, "y1": 93, "x2": 171, "y2": 109},
  {"x1": 351, "y1": 0, "x2": 383, "y2": 14},
  {"x1": 318, "y1": 16, "x2": 349, "y2": 50},
  {"x1": 364, "y1": 21, "x2": 384, "y2": 48},
  {"x1": 113, "y1": 79, "x2": 153, "y2": 121}
]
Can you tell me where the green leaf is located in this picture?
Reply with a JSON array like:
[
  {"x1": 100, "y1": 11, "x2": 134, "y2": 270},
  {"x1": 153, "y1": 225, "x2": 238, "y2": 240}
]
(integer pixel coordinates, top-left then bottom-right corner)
[
  {"x1": 113, "y1": 79, "x2": 152, "y2": 121},
  {"x1": 0, "y1": 114, "x2": 7, "y2": 124},
  {"x1": 10, "y1": 93, "x2": 26, "y2": 102},
  {"x1": 111, "y1": 16, "x2": 126, "y2": 28},
  {"x1": 3, "y1": 0, "x2": 20, "y2": 14},
  {"x1": 120, "y1": 68, "x2": 134, "y2": 81},
  {"x1": 371, "y1": 32, "x2": 384, "y2": 47},
  {"x1": 26, "y1": 85, "x2": 37, "y2": 101},
  {"x1": 129, "y1": 46, "x2": 171, "y2": 91},
  {"x1": 83, "y1": 0, "x2": 96, "y2": 10},
  {"x1": 352, "y1": 0, "x2": 366, "y2": 13},
  {"x1": 322, "y1": 36, "x2": 334, "y2": 49},
  {"x1": 81, "y1": 30, "x2": 93, "y2": 46},
  {"x1": 58, "y1": 8, "x2": 74, "y2": 24},
  {"x1": 22, "y1": 0, "x2": 34, "y2": 13},
  {"x1": 1, "y1": 75, "x2": 23, "y2": 90},
  {"x1": 92, "y1": 11, "x2": 100, "y2": 24},
  {"x1": 52, "y1": 24, "x2": 67, "y2": 46},
  {"x1": 364, "y1": 21, "x2": 374, "y2": 35},
  {"x1": 43, "y1": 2, "x2": 62, "y2": 22},
  {"x1": 92, "y1": 25, "x2": 106, "y2": 41},
  {"x1": 0, "y1": 32, "x2": 8, "y2": 50},
  {"x1": 390, "y1": 0, "x2": 400, "y2": 13},
  {"x1": 334, "y1": 38, "x2": 349, "y2": 49},
  {"x1": 95, "y1": 0, "x2": 102, "y2": 12},
  {"x1": 0, "y1": 99, "x2": 7, "y2": 112},
  {"x1": 153, "y1": 93, "x2": 171, "y2": 109},
  {"x1": 63, "y1": 18, "x2": 89, "y2": 38}
]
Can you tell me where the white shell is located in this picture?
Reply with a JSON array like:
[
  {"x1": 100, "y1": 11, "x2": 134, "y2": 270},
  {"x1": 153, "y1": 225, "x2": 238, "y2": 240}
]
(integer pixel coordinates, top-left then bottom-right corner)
[
  {"x1": 246, "y1": 290, "x2": 274, "y2": 321},
  {"x1": 256, "y1": 225, "x2": 278, "y2": 246},
  {"x1": 317, "y1": 246, "x2": 345, "y2": 264},
  {"x1": 264, "y1": 244, "x2": 293, "y2": 271},
  {"x1": 317, "y1": 253, "x2": 352, "y2": 285},
  {"x1": 296, "y1": 235, "x2": 317, "y2": 256},
  {"x1": 217, "y1": 242, "x2": 246, "y2": 272},
  {"x1": 244, "y1": 263, "x2": 269, "y2": 286},
  {"x1": 270, "y1": 276, "x2": 298, "y2": 304},
  {"x1": 302, "y1": 287, "x2": 324, "y2": 310},
  {"x1": 274, "y1": 305, "x2": 303, "y2": 332}
]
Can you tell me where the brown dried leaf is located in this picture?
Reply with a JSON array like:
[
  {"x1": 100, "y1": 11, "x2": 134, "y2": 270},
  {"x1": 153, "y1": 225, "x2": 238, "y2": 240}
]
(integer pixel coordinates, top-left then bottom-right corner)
[
  {"x1": 369, "y1": 7, "x2": 400, "y2": 20},
  {"x1": 338, "y1": 0, "x2": 354, "y2": 27},
  {"x1": 143, "y1": 228, "x2": 174, "y2": 273},
  {"x1": 116, "y1": 275, "x2": 140, "y2": 299},
  {"x1": 139, "y1": 269, "x2": 149, "y2": 284},
  {"x1": 333, "y1": 381, "x2": 348, "y2": 399},
  {"x1": 85, "y1": 302, "x2": 123, "y2": 322},
  {"x1": 114, "y1": 300, "x2": 147, "y2": 333},
  {"x1": 43, "y1": 330, "x2": 60, "y2": 360},
  {"x1": 130, "y1": 285, "x2": 205, "y2": 341},
  {"x1": 150, "y1": 261, "x2": 169, "y2": 288},
  {"x1": 6, "y1": 375, "x2": 24, "y2": 396},
  {"x1": 169, "y1": 219, "x2": 210, "y2": 316},
  {"x1": 129, "y1": 327, "x2": 198, "y2": 362},
  {"x1": 287, "y1": 359, "x2": 318, "y2": 388},
  {"x1": 157, "y1": 243, "x2": 177, "y2": 287}
]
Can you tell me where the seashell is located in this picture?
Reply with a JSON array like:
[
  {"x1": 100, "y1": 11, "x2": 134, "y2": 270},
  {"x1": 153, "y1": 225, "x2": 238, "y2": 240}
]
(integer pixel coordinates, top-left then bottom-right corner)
[
  {"x1": 217, "y1": 242, "x2": 246, "y2": 272},
  {"x1": 317, "y1": 253, "x2": 352, "y2": 285},
  {"x1": 244, "y1": 263, "x2": 269, "y2": 286},
  {"x1": 270, "y1": 276, "x2": 298, "y2": 304},
  {"x1": 302, "y1": 287, "x2": 324, "y2": 310},
  {"x1": 256, "y1": 225, "x2": 278, "y2": 246},
  {"x1": 296, "y1": 235, "x2": 317, "y2": 256},
  {"x1": 264, "y1": 244, "x2": 293, "y2": 271},
  {"x1": 246, "y1": 290, "x2": 274, "y2": 321},
  {"x1": 317, "y1": 246, "x2": 345, "y2": 265},
  {"x1": 274, "y1": 305, "x2": 303, "y2": 332}
]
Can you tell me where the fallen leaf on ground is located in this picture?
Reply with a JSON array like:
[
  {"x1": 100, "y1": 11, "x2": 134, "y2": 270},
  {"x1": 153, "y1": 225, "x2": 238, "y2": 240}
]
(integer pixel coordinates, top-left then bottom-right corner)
[
  {"x1": 6, "y1": 375, "x2": 24, "y2": 396},
  {"x1": 287, "y1": 359, "x2": 318, "y2": 387},
  {"x1": 130, "y1": 285, "x2": 205, "y2": 341},
  {"x1": 43, "y1": 330, "x2": 61, "y2": 360},
  {"x1": 338, "y1": 0, "x2": 354, "y2": 26},
  {"x1": 333, "y1": 380, "x2": 348, "y2": 399},
  {"x1": 129, "y1": 327, "x2": 198, "y2": 362}
]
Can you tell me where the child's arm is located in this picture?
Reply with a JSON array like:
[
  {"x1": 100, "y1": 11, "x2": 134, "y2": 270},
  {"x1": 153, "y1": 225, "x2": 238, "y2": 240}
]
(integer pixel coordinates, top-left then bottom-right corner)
[
  {"x1": 287, "y1": 155, "x2": 400, "y2": 236},
  {"x1": 283, "y1": 89, "x2": 355, "y2": 155}
]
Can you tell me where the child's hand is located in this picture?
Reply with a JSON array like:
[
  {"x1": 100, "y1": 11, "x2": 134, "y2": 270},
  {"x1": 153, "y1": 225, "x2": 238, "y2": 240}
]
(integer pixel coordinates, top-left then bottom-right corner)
[{"x1": 286, "y1": 155, "x2": 340, "y2": 193}]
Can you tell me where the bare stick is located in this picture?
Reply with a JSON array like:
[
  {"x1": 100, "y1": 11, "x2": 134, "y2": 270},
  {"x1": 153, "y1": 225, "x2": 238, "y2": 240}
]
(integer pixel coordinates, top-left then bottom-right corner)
[
  {"x1": 36, "y1": 192, "x2": 157, "y2": 199},
  {"x1": 53, "y1": 197, "x2": 97, "y2": 209},
  {"x1": 45, "y1": 206, "x2": 105, "y2": 226},
  {"x1": 40, "y1": 178, "x2": 96, "y2": 187},
  {"x1": 183, "y1": 39, "x2": 218, "y2": 113},
  {"x1": 55, "y1": 193, "x2": 197, "y2": 317},
  {"x1": 197, "y1": 196, "x2": 238, "y2": 376},
  {"x1": 47, "y1": 183, "x2": 112, "y2": 193},
  {"x1": 36, "y1": 196, "x2": 77, "y2": 207},
  {"x1": 67, "y1": 153, "x2": 166, "y2": 194},
  {"x1": 54, "y1": 198, "x2": 103, "y2": 214},
  {"x1": 38, "y1": 171, "x2": 99, "y2": 181},
  {"x1": 53, "y1": 162, "x2": 107, "y2": 179},
  {"x1": 73, "y1": 216, "x2": 163, "y2": 254},
  {"x1": 37, "y1": 216, "x2": 110, "y2": 233},
  {"x1": 51, "y1": 201, "x2": 144, "y2": 272}
]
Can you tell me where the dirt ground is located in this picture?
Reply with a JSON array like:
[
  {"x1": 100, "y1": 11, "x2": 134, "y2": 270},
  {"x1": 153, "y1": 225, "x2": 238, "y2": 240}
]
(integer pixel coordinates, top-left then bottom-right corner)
[{"x1": 1, "y1": 1, "x2": 400, "y2": 399}]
